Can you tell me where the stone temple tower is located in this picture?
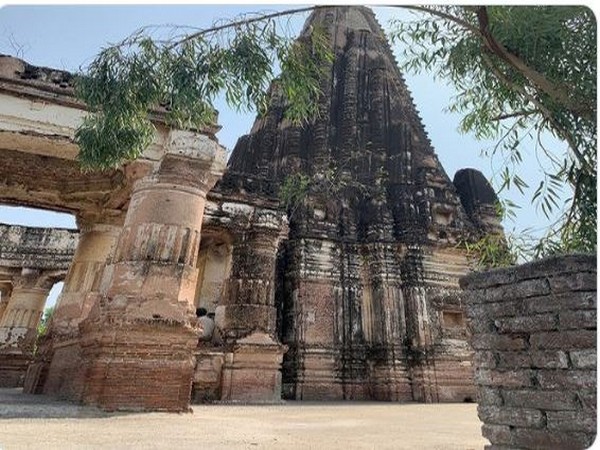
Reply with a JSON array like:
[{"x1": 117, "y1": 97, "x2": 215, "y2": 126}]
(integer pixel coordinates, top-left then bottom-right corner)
[{"x1": 222, "y1": 6, "x2": 501, "y2": 402}]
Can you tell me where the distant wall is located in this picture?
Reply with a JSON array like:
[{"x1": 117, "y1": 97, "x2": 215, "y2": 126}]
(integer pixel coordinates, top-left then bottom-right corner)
[
  {"x1": 0, "y1": 223, "x2": 78, "y2": 270},
  {"x1": 460, "y1": 254, "x2": 596, "y2": 450}
]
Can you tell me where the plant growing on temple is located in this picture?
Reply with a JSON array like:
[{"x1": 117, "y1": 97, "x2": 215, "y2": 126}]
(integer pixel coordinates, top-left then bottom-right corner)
[
  {"x1": 74, "y1": 7, "x2": 333, "y2": 170},
  {"x1": 279, "y1": 153, "x2": 373, "y2": 218},
  {"x1": 389, "y1": 5, "x2": 596, "y2": 256},
  {"x1": 36, "y1": 306, "x2": 54, "y2": 338},
  {"x1": 279, "y1": 173, "x2": 312, "y2": 216}
]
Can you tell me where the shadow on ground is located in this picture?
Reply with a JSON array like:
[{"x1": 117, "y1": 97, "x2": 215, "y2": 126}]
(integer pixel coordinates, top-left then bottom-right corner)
[{"x1": 0, "y1": 388, "x2": 134, "y2": 419}]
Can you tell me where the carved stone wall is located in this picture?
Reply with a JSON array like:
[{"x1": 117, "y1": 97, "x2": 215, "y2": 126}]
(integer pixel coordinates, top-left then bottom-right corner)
[
  {"x1": 0, "y1": 223, "x2": 77, "y2": 387},
  {"x1": 225, "y1": 6, "x2": 496, "y2": 401},
  {"x1": 461, "y1": 254, "x2": 596, "y2": 450},
  {"x1": 0, "y1": 223, "x2": 78, "y2": 272},
  {"x1": 1, "y1": 6, "x2": 506, "y2": 407}
]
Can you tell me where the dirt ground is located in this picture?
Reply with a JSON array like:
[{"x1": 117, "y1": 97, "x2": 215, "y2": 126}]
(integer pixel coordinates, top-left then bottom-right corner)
[{"x1": 0, "y1": 388, "x2": 486, "y2": 450}]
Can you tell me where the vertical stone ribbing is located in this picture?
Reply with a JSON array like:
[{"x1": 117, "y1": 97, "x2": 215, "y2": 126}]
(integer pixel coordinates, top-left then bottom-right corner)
[{"x1": 224, "y1": 6, "x2": 498, "y2": 401}]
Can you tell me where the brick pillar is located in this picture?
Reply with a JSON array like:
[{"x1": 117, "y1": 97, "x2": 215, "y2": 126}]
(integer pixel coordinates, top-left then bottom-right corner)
[
  {"x1": 217, "y1": 225, "x2": 288, "y2": 403},
  {"x1": 78, "y1": 130, "x2": 225, "y2": 411},
  {"x1": 0, "y1": 269, "x2": 53, "y2": 387},
  {"x1": 30, "y1": 215, "x2": 122, "y2": 397}
]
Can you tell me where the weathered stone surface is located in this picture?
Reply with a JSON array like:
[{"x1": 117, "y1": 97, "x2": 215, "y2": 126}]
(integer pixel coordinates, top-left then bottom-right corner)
[
  {"x1": 471, "y1": 334, "x2": 527, "y2": 351},
  {"x1": 463, "y1": 254, "x2": 597, "y2": 449},
  {"x1": 529, "y1": 330, "x2": 596, "y2": 349},
  {"x1": 481, "y1": 424, "x2": 512, "y2": 445},
  {"x1": 477, "y1": 386, "x2": 503, "y2": 406},
  {"x1": 503, "y1": 390, "x2": 579, "y2": 411},
  {"x1": 569, "y1": 349, "x2": 597, "y2": 369},
  {"x1": 494, "y1": 313, "x2": 556, "y2": 333},
  {"x1": 496, "y1": 350, "x2": 569, "y2": 369},
  {"x1": 523, "y1": 292, "x2": 596, "y2": 313},
  {"x1": 478, "y1": 405, "x2": 544, "y2": 428},
  {"x1": 0, "y1": 224, "x2": 77, "y2": 271},
  {"x1": 460, "y1": 254, "x2": 596, "y2": 290},
  {"x1": 546, "y1": 410, "x2": 597, "y2": 432},
  {"x1": 511, "y1": 429, "x2": 594, "y2": 450},
  {"x1": 474, "y1": 369, "x2": 533, "y2": 388},
  {"x1": 536, "y1": 369, "x2": 597, "y2": 390},
  {"x1": 547, "y1": 272, "x2": 596, "y2": 293},
  {"x1": 559, "y1": 310, "x2": 596, "y2": 329},
  {"x1": 1, "y1": 6, "x2": 506, "y2": 408},
  {"x1": 223, "y1": 5, "x2": 496, "y2": 402}
]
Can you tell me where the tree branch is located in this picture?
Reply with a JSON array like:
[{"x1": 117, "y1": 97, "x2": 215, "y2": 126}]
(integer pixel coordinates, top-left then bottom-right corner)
[
  {"x1": 168, "y1": 6, "x2": 323, "y2": 50},
  {"x1": 480, "y1": 52, "x2": 592, "y2": 173},
  {"x1": 475, "y1": 6, "x2": 592, "y2": 121},
  {"x1": 398, "y1": 5, "x2": 593, "y2": 121},
  {"x1": 390, "y1": 5, "x2": 483, "y2": 36},
  {"x1": 491, "y1": 109, "x2": 538, "y2": 121}
]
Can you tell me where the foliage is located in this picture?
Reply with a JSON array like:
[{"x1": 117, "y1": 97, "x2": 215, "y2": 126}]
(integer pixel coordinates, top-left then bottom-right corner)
[
  {"x1": 390, "y1": 6, "x2": 597, "y2": 256},
  {"x1": 461, "y1": 234, "x2": 517, "y2": 269},
  {"x1": 74, "y1": 7, "x2": 333, "y2": 170},
  {"x1": 37, "y1": 306, "x2": 54, "y2": 338},
  {"x1": 73, "y1": 5, "x2": 596, "y2": 258},
  {"x1": 279, "y1": 173, "x2": 312, "y2": 213},
  {"x1": 279, "y1": 153, "x2": 373, "y2": 217}
]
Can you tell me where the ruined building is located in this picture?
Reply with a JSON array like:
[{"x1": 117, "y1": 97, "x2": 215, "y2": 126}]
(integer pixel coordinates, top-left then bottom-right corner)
[{"x1": 0, "y1": 6, "x2": 501, "y2": 410}]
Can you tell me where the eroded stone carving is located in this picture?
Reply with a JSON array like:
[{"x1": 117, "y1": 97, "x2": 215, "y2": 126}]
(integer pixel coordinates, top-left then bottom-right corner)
[
  {"x1": 1, "y1": 6, "x2": 505, "y2": 409},
  {"x1": 0, "y1": 224, "x2": 76, "y2": 387},
  {"x1": 221, "y1": 6, "x2": 498, "y2": 402}
]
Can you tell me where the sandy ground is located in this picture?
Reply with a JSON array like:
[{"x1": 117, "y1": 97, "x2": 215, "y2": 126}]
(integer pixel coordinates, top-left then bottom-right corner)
[{"x1": 0, "y1": 388, "x2": 486, "y2": 450}]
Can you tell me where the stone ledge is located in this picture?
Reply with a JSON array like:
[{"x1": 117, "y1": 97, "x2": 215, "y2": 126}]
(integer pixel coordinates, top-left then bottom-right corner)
[{"x1": 460, "y1": 253, "x2": 596, "y2": 290}]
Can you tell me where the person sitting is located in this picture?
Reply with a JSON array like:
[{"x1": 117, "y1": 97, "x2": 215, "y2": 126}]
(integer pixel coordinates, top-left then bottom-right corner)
[{"x1": 196, "y1": 307, "x2": 215, "y2": 342}]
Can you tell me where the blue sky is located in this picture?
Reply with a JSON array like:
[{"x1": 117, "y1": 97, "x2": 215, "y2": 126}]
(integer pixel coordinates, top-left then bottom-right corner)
[{"x1": 0, "y1": 5, "x2": 571, "y2": 305}]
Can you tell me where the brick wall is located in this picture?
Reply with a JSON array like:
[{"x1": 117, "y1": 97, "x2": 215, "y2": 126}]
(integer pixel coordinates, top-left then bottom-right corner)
[{"x1": 460, "y1": 254, "x2": 596, "y2": 450}]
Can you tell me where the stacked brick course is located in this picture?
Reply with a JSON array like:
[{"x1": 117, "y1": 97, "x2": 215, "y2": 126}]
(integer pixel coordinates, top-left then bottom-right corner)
[{"x1": 461, "y1": 254, "x2": 596, "y2": 450}]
